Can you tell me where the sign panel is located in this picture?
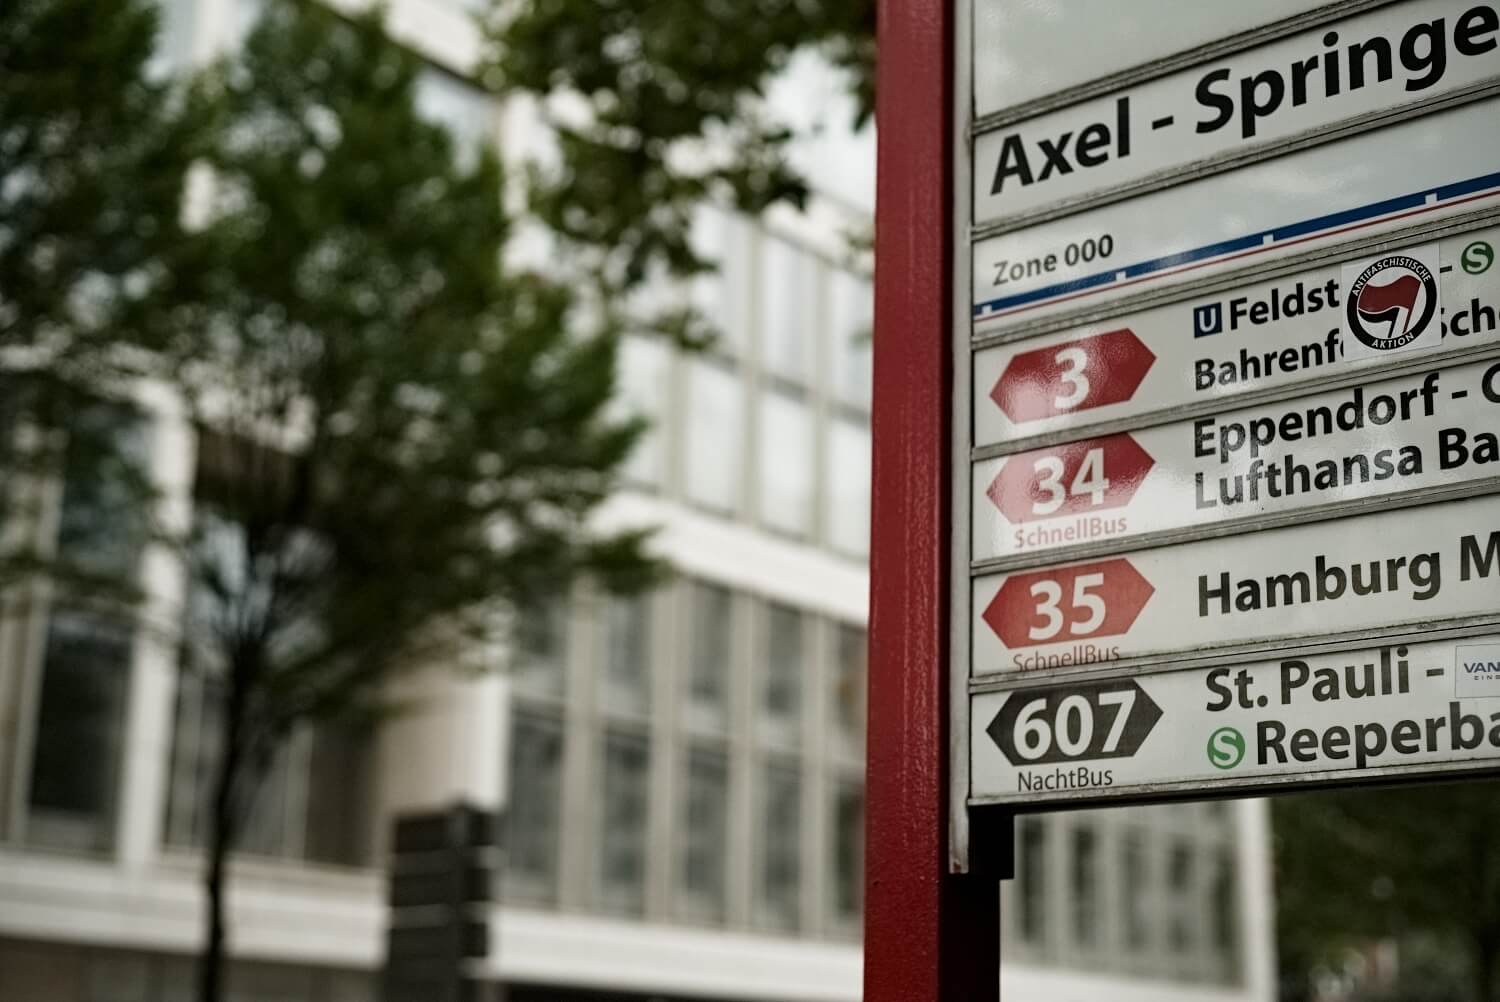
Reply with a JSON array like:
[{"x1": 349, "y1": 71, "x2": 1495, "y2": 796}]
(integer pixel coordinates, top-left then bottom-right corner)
[
  {"x1": 971, "y1": 634, "x2": 1500, "y2": 804},
  {"x1": 971, "y1": 492, "x2": 1500, "y2": 676},
  {"x1": 972, "y1": 357, "x2": 1500, "y2": 562},
  {"x1": 975, "y1": 0, "x2": 1500, "y2": 223},
  {"x1": 955, "y1": 0, "x2": 1500, "y2": 830},
  {"x1": 972, "y1": 97, "x2": 1500, "y2": 334},
  {"x1": 973, "y1": 0, "x2": 1314, "y2": 116},
  {"x1": 975, "y1": 226, "x2": 1500, "y2": 447}
]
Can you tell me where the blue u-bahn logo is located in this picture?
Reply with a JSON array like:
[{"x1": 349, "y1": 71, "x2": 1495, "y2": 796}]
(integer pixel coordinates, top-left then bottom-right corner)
[{"x1": 1193, "y1": 302, "x2": 1224, "y2": 338}]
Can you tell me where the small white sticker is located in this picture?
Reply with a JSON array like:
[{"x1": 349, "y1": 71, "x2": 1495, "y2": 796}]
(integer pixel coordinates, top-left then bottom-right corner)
[
  {"x1": 1340, "y1": 243, "x2": 1442, "y2": 362},
  {"x1": 1456, "y1": 644, "x2": 1500, "y2": 699}
]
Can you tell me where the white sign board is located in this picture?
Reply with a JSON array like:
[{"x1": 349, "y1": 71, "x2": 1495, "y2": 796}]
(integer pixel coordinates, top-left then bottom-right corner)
[
  {"x1": 975, "y1": 0, "x2": 1500, "y2": 223},
  {"x1": 971, "y1": 635, "x2": 1500, "y2": 804},
  {"x1": 972, "y1": 97, "x2": 1500, "y2": 334},
  {"x1": 971, "y1": 491, "x2": 1500, "y2": 676},
  {"x1": 974, "y1": 226, "x2": 1500, "y2": 449},
  {"x1": 973, "y1": 0, "x2": 1312, "y2": 116},
  {"x1": 972, "y1": 357, "x2": 1500, "y2": 562},
  {"x1": 954, "y1": 0, "x2": 1500, "y2": 824}
]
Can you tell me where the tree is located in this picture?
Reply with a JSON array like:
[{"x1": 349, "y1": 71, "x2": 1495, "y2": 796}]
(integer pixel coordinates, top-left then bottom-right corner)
[
  {"x1": 1275, "y1": 782, "x2": 1500, "y2": 1002},
  {"x1": 140, "y1": 3, "x2": 660, "y2": 999},
  {"x1": 0, "y1": 0, "x2": 202, "y2": 590},
  {"x1": 484, "y1": 0, "x2": 874, "y2": 333},
  {"x1": 8, "y1": 0, "x2": 876, "y2": 997}
]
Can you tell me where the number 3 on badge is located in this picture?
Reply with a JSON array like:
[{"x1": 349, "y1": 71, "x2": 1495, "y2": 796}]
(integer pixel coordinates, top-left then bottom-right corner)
[{"x1": 1053, "y1": 347, "x2": 1089, "y2": 409}]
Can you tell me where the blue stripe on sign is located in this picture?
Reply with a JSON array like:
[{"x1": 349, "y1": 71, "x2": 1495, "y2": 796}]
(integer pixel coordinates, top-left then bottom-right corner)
[
  {"x1": 1438, "y1": 169, "x2": 1500, "y2": 200},
  {"x1": 972, "y1": 169, "x2": 1500, "y2": 319},
  {"x1": 971, "y1": 269, "x2": 1120, "y2": 313},
  {"x1": 1121, "y1": 233, "x2": 1262, "y2": 279},
  {"x1": 1271, "y1": 189, "x2": 1430, "y2": 241}
]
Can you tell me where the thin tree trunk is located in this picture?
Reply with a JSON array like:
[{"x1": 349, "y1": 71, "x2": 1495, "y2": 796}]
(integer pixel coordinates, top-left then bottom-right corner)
[{"x1": 197, "y1": 676, "x2": 248, "y2": 1002}]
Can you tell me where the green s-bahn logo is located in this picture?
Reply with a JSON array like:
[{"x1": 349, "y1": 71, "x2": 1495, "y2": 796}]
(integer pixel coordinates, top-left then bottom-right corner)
[
  {"x1": 1461, "y1": 240, "x2": 1494, "y2": 276},
  {"x1": 1207, "y1": 727, "x2": 1245, "y2": 770}
]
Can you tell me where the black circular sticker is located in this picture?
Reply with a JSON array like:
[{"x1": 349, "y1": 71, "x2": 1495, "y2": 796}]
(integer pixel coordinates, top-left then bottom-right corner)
[{"x1": 1345, "y1": 254, "x2": 1438, "y2": 352}]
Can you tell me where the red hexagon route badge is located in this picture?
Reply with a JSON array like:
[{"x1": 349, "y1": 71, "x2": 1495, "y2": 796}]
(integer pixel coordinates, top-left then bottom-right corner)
[
  {"x1": 991, "y1": 328, "x2": 1155, "y2": 424},
  {"x1": 986, "y1": 433, "x2": 1154, "y2": 525},
  {"x1": 981, "y1": 559, "x2": 1154, "y2": 650}
]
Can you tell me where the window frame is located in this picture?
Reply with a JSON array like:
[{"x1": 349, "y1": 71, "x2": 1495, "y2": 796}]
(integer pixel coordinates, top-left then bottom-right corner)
[
  {"x1": 504, "y1": 708, "x2": 567, "y2": 906},
  {"x1": 596, "y1": 726, "x2": 651, "y2": 916},
  {"x1": 6, "y1": 404, "x2": 156, "y2": 854}
]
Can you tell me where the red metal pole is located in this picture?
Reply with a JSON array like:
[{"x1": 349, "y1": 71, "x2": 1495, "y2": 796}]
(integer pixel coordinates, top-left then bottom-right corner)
[{"x1": 865, "y1": 0, "x2": 1000, "y2": 999}]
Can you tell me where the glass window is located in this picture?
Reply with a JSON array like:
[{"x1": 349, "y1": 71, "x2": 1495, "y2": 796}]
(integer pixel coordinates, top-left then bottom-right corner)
[
  {"x1": 602, "y1": 593, "x2": 650, "y2": 715},
  {"x1": 829, "y1": 271, "x2": 873, "y2": 410},
  {"x1": 599, "y1": 731, "x2": 649, "y2": 914},
  {"x1": 1070, "y1": 826, "x2": 1100, "y2": 948},
  {"x1": 1169, "y1": 841, "x2": 1198, "y2": 954},
  {"x1": 832, "y1": 625, "x2": 866, "y2": 754},
  {"x1": 181, "y1": 506, "x2": 241, "y2": 678},
  {"x1": 164, "y1": 670, "x2": 213, "y2": 849},
  {"x1": 159, "y1": 436, "x2": 360, "y2": 866},
  {"x1": 1122, "y1": 830, "x2": 1151, "y2": 950},
  {"x1": 26, "y1": 611, "x2": 132, "y2": 851},
  {"x1": 831, "y1": 782, "x2": 864, "y2": 924},
  {"x1": 763, "y1": 604, "x2": 802, "y2": 743},
  {"x1": 683, "y1": 359, "x2": 744, "y2": 512},
  {"x1": 760, "y1": 237, "x2": 817, "y2": 384},
  {"x1": 1212, "y1": 848, "x2": 1239, "y2": 959},
  {"x1": 304, "y1": 722, "x2": 372, "y2": 866},
  {"x1": 679, "y1": 748, "x2": 728, "y2": 921},
  {"x1": 57, "y1": 406, "x2": 150, "y2": 583},
  {"x1": 513, "y1": 595, "x2": 568, "y2": 699},
  {"x1": 168, "y1": 510, "x2": 240, "y2": 853},
  {"x1": 689, "y1": 208, "x2": 749, "y2": 356},
  {"x1": 1018, "y1": 817, "x2": 1048, "y2": 945},
  {"x1": 238, "y1": 737, "x2": 296, "y2": 857},
  {"x1": 414, "y1": 68, "x2": 495, "y2": 164},
  {"x1": 615, "y1": 335, "x2": 671, "y2": 487},
  {"x1": 758, "y1": 762, "x2": 802, "y2": 931},
  {"x1": 181, "y1": 503, "x2": 328, "y2": 678},
  {"x1": 162, "y1": 670, "x2": 303, "y2": 859},
  {"x1": 686, "y1": 582, "x2": 732, "y2": 727},
  {"x1": 758, "y1": 390, "x2": 813, "y2": 537},
  {"x1": 506, "y1": 712, "x2": 564, "y2": 903},
  {"x1": 826, "y1": 418, "x2": 870, "y2": 557}
]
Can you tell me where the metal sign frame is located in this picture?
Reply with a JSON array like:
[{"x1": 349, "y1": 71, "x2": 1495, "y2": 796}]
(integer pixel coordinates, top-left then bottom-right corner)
[
  {"x1": 971, "y1": 633, "x2": 1500, "y2": 809},
  {"x1": 865, "y1": 0, "x2": 1005, "y2": 1000},
  {"x1": 870, "y1": 0, "x2": 1500, "y2": 998},
  {"x1": 947, "y1": 0, "x2": 1500, "y2": 869}
]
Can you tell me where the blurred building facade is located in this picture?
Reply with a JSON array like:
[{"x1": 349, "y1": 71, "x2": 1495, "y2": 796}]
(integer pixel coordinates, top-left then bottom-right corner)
[{"x1": 0, "y1": 1, "x2": 1275, "y2": 1000}]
